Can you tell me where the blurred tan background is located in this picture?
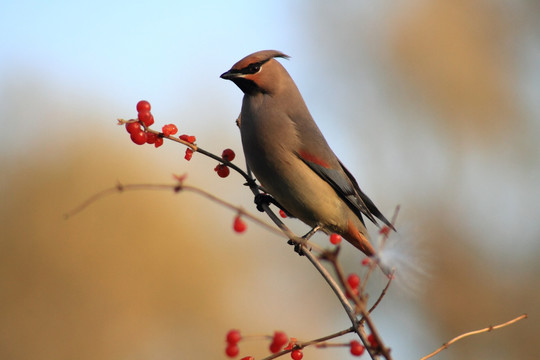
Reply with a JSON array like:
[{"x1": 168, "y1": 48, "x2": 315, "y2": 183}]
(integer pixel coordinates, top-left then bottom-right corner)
[{"x1": 1, "y1": 1, "x2": 538, "y2": 359}]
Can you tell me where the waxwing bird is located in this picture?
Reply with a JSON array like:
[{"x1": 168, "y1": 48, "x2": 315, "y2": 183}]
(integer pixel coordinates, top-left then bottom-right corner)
[{"x1": 221, "y1": 50, "x2": 394, "y2": 259}]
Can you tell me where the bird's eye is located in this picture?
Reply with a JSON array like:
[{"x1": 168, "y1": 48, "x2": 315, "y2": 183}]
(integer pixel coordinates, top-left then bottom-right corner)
[{"x1": 249, "y1": 63, "x2": 261, "y2": 73}]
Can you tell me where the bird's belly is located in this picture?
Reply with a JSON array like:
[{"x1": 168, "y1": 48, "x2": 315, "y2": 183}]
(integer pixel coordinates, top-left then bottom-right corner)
[{"x1": 250, "y1": 155, "x2": 347, "y2": 229}]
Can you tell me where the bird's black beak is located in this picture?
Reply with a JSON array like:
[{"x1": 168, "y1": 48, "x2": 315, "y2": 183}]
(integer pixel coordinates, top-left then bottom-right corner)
[{"x1": 220, "y1": 69, "x2": 241, "y2": 80}]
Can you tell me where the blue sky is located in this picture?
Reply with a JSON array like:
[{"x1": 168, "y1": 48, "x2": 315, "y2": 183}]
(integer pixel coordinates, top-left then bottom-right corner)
[
  {"x1": 0, "y1": 1, "x2": 314, "y2": 163},
  {"x1": 1, "y1": 1, "x2": 298, "y2": 104}
]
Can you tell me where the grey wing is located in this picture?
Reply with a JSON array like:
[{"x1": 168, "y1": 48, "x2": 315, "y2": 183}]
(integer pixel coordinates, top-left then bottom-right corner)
[{"x1": 298, "y1": 155, "x2": 379, "y2": 226}]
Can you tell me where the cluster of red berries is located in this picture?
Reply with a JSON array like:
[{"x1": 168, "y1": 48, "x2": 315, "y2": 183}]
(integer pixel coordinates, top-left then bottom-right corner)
[
  {"x1": 351, "y1": 333, "x2": 380, "y2": 356},
  {"x1": 269, "y1": 331, "x2": 288, "y2": 353},
  {"x1": 225, "y1": 329, "x2": 242, "y2": 357},
  {"x1": 162, "y1": 123, "x2": 177, "y2": 137},
  {"x1": 224, "y1": 328, "x2": 378, "y2": 358},
  {"x1": 214, "y1": 148, "x2": 236, "y2": 178},
  {"x1": 124, "y1": 100, "x2": 197, "y2": 151},
  {"x1": 349, "y1": 334, "x2": 378, "y2": 356},
  {"x1": 283, "y1": 337, "x2": 302, "y2": 359},
  {"x1": 125, "y1": 120, "x2": 165, "y2": 147},
  {"x1": 270, "y1": 331, "x2": 304, "y2": 359},
  {"x1": 136, "y1": 100, "x2": 154, "y2": 126},
  {"x1": 125, "y1": 100, "x2": 161, "y2": 146},
  {"x1": 124, "y1": 101, "x2": 241, "y2": 177},
  {"x1": 225, "y1": 329, "x2": 303, "y2": 359}
]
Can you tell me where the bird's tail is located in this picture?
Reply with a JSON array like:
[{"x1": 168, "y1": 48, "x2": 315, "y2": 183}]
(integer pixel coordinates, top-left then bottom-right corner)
[{"x1": 344, "y1": 219, "x2": 394, "y2": 277}]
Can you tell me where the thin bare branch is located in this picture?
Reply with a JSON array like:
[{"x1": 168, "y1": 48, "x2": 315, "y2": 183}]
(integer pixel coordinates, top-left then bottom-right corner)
[
  {"x1": 301, "y1": 327, "x2": 355, "y2": 348},
  {"x1": 368, "y1": 276, "x2": 393, "y2": 314},
  {"x1": 420, "y1": 314, "x2": 528, "y2": 360},
  {"x1": 260, "y1": 327, "x2": 354, "y2": 360},
  {"x1": 65, "y1": 181, "x2": 284, "y2": 237}
]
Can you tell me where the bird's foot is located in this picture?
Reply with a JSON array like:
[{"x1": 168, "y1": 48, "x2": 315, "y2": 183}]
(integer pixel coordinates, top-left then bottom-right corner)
[
  {"x1": 286, "y1": 226, "x2": 321, "y2": 256},
  {"x1": 287, "y1": 239, "x2": 306, "y2": 256},
  {"x1": 254, "y1": 193, "x2": 272, "y2": 212},
  {"x1": 302, "y1": 225, "x2": 322, "y2": 241},
  {"x1": 253, "y1": 193, "x2": 293, "y2": 217}
]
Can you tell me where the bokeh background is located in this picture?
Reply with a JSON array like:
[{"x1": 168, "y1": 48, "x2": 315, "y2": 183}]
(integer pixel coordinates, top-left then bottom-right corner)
[{"x1": 1, "y1": 1, "x2": 538, "y2": 359}]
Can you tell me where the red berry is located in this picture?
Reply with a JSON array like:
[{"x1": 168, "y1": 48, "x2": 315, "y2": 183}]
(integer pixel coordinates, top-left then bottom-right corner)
[
  {"x1": 269, "y1": 342, "x2": 282, "y2": 354},
  {"x1": 130, "y1": 130, "x2": 147, "y2": 145},
  {"x1": 162, "y1": 124, "x2": 178, "y2": 136},
  {"x1": 367, "y1": 334, "x2": 378, "y2": 348},
  {"x1": 215, "y1": 164, "x2": 230, "y2": 178},
  {"x1": 240, "y1": 357, "x2": 254, "y2": 360},
  {"x1": 347, "y1": 273, "x2": 360, "y2": 289},
  {"x1": 185, "y1": 148, "x2": 193, "y2": 161},
  {"x1": 361, "y1": 257, "x2": 371, "y2": 266},
  {"x1": 226, "y1": 329, "x2": 242, "y2": 344},
  {"x1": 346, "y1": 286, "x2": 359, "y2": 299},
  {"x1": 138, "y1": 110, "x2": 154, "y2": 127},
  {"x1": 350, "y1": 340, "x2": 365, "y2": 356},
  {"x1": 225, "y1": 344, "x2": 239, "y2": 357},
  {"x1": 379, "y1": 226, "x2": 391, "y2": 235},
  {"x1": 329, "y1": 233, "x2": 342, "y2": 245},
  {"x1": 162, "y1": 125, "x2": 171, "y2": 136},
  {"x1": 146, "y1": 132, "x2": 158, "y2": 144},
  {"x1": 279, "y1": 209, "x2": 287, "y2": 218},
  {"x1": 125, "y1": 121, "x2": 141, "y2": 134},
  {"x1": 222, "y1": 148, "x2": 236, "y2": 161},
  {"x1": 136, "y1": 100, "x2": 151, "y2": 113},
  {"x1": 291, "y1": 349, "x2": 303, "y2": 360},
  {"x1": 233, "y1": 216, "x2": 247, "y2": 233},
  {"x1": 273, "y1": 331, "x2": 288, "y2": 347},
  {"x1": 284, "y1": 338, "x2": 297, "y2": 350},
  {"x1": 154, "y1": 137, "x2": 164, "y2": 148},
  {"x1": 179, "y1": 134, "x2": 196, "y2": 144}
]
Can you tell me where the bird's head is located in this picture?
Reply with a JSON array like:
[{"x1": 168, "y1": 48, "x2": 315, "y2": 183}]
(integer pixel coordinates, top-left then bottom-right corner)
[{"x1": 220, "y1": 50, "x2": 290, "y2": 95}]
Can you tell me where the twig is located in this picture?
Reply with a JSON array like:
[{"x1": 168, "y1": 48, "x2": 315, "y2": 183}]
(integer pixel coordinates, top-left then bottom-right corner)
[
  {"x1": 64, "y1": 181, "x2": 284, "y2": 237},
  {"x1": 330, "y1": 254, "x2": 391, "y2": 359},
  {"x1": 260, "y1": 327, "x2": 355, "y2": 360},
  {"x1": 301, "y1": 327, "x2": 355, "y2": 347},
  {"x1": 420, "y1": 314, "x2": 528, "y2": 360},
  {"x1": 119, "y1": 118, "x2": 253, "y2": 182},
  {"x1": 368, "y1": 276, "x2": 393, "y2": 315}
]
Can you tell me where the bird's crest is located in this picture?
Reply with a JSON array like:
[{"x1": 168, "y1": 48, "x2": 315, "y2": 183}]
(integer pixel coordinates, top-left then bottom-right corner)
[{"x1": 230, "y1": 50, "x2": 289, "y2": 71}]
